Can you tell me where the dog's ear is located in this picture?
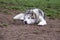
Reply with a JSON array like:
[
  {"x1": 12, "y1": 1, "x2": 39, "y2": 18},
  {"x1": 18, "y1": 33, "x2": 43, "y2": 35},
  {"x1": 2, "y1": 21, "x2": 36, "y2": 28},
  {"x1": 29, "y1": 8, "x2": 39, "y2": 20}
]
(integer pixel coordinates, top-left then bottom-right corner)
[
  {"x1": 31, "y1": 12, "x2": 37, "y2": 19},
  {"x1": 13, "y1": 13, "x2": 25, "y2": 20}
]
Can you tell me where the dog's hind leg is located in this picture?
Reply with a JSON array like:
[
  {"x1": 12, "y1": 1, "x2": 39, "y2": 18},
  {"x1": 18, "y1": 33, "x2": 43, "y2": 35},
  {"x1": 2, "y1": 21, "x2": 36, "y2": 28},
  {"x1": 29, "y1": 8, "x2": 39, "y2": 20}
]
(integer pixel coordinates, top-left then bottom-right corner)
[{"x1": 38, "y1": 15, "x2": 47, "y2": 25}]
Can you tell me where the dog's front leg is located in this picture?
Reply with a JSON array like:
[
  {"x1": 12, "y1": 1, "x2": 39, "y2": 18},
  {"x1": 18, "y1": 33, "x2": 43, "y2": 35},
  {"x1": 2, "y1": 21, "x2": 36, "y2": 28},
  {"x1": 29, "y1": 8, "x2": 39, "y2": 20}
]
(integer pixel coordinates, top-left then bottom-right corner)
[
  {"x1": 38, "y1": 16, "x2": 47, "y2": 25},
  {"x1": 13, "y1": 13, "x2": 25, "y2": 20}
]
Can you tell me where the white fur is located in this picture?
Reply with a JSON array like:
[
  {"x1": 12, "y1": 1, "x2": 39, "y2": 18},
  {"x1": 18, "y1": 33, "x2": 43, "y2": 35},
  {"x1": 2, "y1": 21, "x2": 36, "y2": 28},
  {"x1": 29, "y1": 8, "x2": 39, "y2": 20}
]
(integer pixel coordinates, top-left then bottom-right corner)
[
  {"x1": 38, "y1": 15, "x2": 47, "y2": 25},
  {"x1": 32, "y1": 9, "x2": 47, "y2": 25},
  {"x1": 24, "y1": 14, "x2": 37, "y2": 24},
  {"x1": 13, "y1": 8, "x2": 47, "y2": 26},
  {"x1": 13, "y1": 13, "x2": 25, "y2": 20}
]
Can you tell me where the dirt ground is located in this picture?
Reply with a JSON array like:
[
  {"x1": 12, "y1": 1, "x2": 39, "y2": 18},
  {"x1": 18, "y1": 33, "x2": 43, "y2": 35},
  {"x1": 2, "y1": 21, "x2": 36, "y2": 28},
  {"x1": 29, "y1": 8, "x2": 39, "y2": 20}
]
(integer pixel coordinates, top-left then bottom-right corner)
[{"x1": 0, "y1": 9, "x2": 60, "y2": 40}]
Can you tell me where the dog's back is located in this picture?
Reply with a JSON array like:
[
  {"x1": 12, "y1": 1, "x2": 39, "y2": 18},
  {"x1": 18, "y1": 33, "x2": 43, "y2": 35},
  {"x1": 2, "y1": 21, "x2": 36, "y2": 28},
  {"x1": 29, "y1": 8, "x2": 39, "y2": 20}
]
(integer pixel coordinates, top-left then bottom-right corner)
[
  {"x1": 38, "y1": 9, "x2": 45, "y2": 18},
  {"x1": 31, "y1": 8, "x2": 45, "y2": 18}
]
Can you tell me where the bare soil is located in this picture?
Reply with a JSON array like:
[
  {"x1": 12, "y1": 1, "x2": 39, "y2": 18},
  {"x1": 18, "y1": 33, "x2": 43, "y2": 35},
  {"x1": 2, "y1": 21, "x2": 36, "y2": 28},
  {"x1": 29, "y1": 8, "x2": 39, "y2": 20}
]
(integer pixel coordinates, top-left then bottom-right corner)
[{"x1": 0, "y1": 9, "x2": 60, "y2": 40}]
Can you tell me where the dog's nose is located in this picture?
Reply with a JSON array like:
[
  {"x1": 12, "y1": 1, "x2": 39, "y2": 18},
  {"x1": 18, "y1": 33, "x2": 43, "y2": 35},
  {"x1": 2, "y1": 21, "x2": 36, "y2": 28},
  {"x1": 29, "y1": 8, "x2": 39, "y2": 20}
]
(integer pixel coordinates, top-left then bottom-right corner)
[{"x1": 24, "y1": 21, "x2": 27, "y2": 24}]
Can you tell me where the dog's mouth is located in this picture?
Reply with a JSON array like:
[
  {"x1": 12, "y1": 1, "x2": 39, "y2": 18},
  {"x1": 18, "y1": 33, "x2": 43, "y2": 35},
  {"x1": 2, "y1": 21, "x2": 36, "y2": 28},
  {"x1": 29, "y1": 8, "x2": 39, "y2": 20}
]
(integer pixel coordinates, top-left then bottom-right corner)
[
  {"x1": 23, "y1": 20, "x2": 28, "y2": 24},
  {"x1": 24, "y1": 21, "x2": 27, "y2": 24}
]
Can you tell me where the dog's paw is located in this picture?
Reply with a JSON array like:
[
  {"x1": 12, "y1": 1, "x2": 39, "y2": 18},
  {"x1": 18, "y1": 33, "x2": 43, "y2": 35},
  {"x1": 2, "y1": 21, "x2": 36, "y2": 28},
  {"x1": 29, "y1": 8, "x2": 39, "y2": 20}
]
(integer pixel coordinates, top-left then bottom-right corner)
[{"x1": 38, "y1": 21, "x2": 47, "y2": 26}]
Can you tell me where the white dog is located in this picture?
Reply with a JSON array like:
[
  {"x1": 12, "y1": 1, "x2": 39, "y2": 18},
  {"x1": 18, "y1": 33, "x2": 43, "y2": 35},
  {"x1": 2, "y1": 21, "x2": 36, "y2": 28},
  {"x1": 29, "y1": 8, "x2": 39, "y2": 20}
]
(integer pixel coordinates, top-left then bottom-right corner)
[{"x1": 13, "y1": 8, "x2": 47, "y2": 25}]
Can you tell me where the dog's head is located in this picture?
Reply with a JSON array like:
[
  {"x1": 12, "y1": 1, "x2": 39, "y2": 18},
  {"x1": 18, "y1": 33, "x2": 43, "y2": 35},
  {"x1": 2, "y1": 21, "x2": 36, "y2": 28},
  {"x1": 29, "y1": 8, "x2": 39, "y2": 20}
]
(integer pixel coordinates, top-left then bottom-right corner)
[{"x1": 24, "y1": 10, "x2": 38, "y2": 24}]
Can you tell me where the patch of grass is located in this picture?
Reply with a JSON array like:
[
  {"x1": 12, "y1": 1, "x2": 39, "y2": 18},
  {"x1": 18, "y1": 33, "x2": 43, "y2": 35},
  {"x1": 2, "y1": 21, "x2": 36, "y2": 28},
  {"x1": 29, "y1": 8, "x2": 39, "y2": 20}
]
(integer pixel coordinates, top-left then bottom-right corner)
[
  {"x1": 2, "y1": 23, "x2": 8, "y2": 26},
  {"x1": 0, "y1": 23, "x2": 8, "y2": 28},
  {"x1": 0, "y1": 9, "x2": 13, "y2": 15},
  {"x1": 44, "y1": 8, "x2": 60, "y2": 19},
  {"x1": 0, "y1": 0, "x2": 60, "y2": 19}
]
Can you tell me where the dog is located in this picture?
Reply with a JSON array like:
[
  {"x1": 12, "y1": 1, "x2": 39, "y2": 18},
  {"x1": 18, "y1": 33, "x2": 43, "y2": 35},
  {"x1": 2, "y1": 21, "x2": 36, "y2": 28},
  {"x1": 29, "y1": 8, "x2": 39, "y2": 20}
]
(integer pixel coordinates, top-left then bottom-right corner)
[{"x1": 13, "y1": 8, "x2": 47, "y2": 25}]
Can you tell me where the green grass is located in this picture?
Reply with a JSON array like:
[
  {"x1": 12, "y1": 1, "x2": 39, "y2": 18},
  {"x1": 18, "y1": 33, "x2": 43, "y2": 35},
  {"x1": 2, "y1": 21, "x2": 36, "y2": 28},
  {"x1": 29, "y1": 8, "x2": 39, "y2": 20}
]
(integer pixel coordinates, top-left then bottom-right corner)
[{"x1": 0, "y1": 0, "x2": 60, "y2": 19}]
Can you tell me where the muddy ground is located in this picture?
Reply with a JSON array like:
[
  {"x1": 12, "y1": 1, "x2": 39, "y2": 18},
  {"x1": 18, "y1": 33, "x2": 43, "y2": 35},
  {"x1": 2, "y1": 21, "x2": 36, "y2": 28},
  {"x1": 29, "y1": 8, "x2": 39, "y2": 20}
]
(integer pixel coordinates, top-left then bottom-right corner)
[{"x1": 0, "y1": 9, "x2": 60, "y2": 40}]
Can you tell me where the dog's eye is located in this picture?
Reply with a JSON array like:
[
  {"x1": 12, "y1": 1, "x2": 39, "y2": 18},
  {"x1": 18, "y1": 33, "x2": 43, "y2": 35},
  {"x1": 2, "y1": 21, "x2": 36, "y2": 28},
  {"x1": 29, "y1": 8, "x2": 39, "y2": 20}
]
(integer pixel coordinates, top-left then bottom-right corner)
[{"x1": 28, "y1": 17, "x2": 30, "y2": 19}]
